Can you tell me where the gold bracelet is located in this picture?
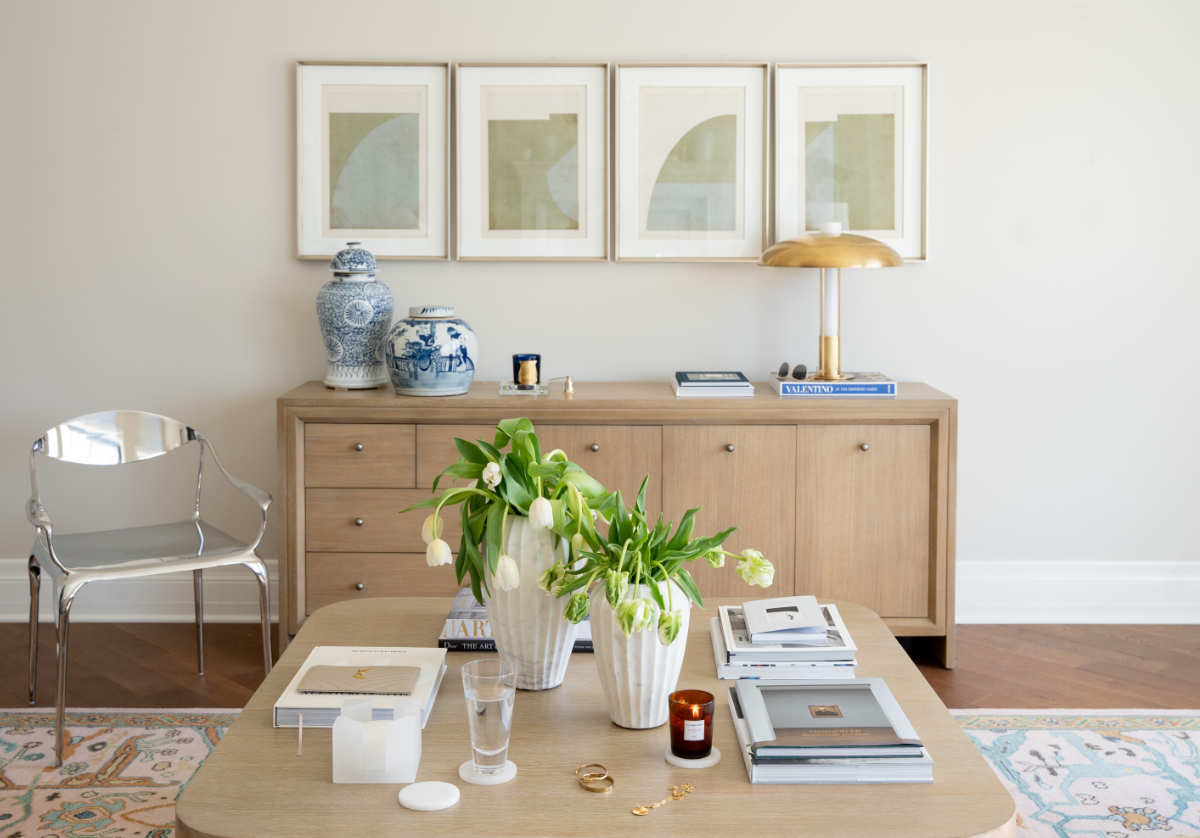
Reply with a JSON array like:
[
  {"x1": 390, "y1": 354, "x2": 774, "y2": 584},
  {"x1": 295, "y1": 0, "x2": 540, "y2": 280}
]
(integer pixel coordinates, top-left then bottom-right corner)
[{"x1": 575, "y1": 762, "x2": 608, "y2": 782}]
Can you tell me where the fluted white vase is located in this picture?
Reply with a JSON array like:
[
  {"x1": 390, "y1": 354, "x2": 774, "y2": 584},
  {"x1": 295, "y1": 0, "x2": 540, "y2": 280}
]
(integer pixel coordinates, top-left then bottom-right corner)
[
  {"x1": 482, "y1": 517, "x2": 576, "y2": 690},
  {"x1": 590, "y1": 580, "x2": 692, "y2": 729}
]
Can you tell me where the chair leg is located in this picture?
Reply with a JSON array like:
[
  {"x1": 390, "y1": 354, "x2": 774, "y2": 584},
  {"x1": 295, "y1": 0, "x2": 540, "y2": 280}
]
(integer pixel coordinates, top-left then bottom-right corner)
[
  {"x1": 27, "y1": 558, "x2": 40, "y2": 705},
  {"x1": 55, "y1": 583, "x2": 78, "y2": 768},
  {"x1": 247, "y1": 559, "x2": 273, "y2": 674},
  {"x1": 193, "y1": 569, "x2": 205, "y2": 675}
]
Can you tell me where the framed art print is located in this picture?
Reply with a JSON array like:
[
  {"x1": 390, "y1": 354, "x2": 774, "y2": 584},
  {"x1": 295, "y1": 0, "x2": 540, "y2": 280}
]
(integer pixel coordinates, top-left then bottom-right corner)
[
  {"x1": 456, "y1": 63, "x2": 608, "y2": 260},
  {"x1": 774, "y1": 62, "x2": 927, "y2": 260},
  {"x1": 297, "y1": 62, "x2": 449, "y2": 260},
  {"x1": 616, "y1": 63, "x2": 767, "y2": 261}
]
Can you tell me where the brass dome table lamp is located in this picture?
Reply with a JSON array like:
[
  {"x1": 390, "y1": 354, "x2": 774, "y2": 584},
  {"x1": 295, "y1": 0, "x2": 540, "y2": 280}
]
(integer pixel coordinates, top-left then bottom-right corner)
[{"x1": 759, "y1": 222, "x2": 902, "y2": 381}]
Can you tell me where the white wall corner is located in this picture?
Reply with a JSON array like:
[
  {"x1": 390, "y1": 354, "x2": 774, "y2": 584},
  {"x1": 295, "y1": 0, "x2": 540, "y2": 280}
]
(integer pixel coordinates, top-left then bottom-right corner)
[
  {"x1": 956, "y1": 560, "x2": 1200, "y2": 624},
  {"x1": 0, "y1": 557, "x2": 279, "y2": 623}
]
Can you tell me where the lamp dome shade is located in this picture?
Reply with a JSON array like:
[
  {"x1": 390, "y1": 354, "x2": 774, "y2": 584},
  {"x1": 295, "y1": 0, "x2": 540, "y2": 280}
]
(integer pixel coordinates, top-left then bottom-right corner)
[{"x1": 759, "y1": 233, "x2": 903, "y2": 269}]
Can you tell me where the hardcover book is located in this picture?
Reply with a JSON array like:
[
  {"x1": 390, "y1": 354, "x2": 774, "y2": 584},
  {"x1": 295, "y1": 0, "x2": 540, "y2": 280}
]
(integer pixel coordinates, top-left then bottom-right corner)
[
  {"x1": 742, "y1": 595, "x2": 827, "y2": 643},
  {"x1": 773, "y1": 373, "x2": 896, "y2": 398},
  {"x1": 710, "y1": 618, "x2": 856, "y2": 680},
  {"x1": 719, "y1": 604, "x2": 857, "y2": 663},
  {"x1": 674, "y1": 371, "x2": 752, "y2": 387},
  {"x1": 440, "y1": 588, "x2": 593, "y2": 652},
  {"x1": 273, "y1": 646, "x2": 447, "y2": 729}
]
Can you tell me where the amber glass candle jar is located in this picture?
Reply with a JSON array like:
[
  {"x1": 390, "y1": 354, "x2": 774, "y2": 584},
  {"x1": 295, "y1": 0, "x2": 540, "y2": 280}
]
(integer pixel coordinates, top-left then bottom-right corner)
[{"x1": 668, "y1": 689, "x2": 715, "y2": 759}]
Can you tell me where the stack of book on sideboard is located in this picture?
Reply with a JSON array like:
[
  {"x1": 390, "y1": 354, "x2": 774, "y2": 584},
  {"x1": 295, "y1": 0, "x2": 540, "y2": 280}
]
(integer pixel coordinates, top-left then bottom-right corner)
[
  {"x1": 710, "y1": 595, "x2": 857, "y2": 679},
  {"x1": 728, "y1": 678, "x2": 933, "y2": 784}
]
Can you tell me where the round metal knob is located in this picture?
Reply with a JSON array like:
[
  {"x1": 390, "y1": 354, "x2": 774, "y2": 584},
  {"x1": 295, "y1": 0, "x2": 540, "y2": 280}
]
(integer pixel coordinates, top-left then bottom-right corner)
[
  {"x1": 859, "y1": 443, "x2": 871, "y2": 452},
  {"x1": 589, "y1": 443, "x2": 600, "y2": 452},
  {"x1": 725, "y1": 443, "x2": 736, "y2": 453},
  {"x1": 354, "y1": 517, "x2": 365, "y2": 526},
  {"x1": 353, "y1": 442, "x2": 365, "y2": 452},
  {"x1": 354, "y1": 582, "x2": 365, "y2": 591}
]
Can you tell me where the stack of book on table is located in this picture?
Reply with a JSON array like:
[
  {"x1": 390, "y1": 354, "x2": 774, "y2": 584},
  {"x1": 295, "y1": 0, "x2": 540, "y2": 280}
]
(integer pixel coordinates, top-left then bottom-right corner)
[
  {"x1": 729, "y1": 678, "x2": 933, "y2": 783},
  {"x1": 710, "y1": 595, "x2": 857, "y2": 679},
  {"x1": 672, "y1": 371, "x2": 755, "y2": 398},
  {"x1": 440, "y1": 587, "x2": 592, "y2": 652}
]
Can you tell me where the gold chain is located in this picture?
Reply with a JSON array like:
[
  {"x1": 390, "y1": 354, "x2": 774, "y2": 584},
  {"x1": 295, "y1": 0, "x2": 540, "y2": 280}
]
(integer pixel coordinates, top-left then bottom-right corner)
[{"x1": 631, "y1": 782, "x2": 696, "y2": 816}]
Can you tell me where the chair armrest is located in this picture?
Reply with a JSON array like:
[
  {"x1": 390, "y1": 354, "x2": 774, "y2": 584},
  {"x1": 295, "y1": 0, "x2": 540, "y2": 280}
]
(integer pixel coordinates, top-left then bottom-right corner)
[
  {"x1": 26, "y1": 498, "x2": 69, "y2": 573},
  {"x1": 200, "y1": 439, "x2": 272, "y2": 550}
]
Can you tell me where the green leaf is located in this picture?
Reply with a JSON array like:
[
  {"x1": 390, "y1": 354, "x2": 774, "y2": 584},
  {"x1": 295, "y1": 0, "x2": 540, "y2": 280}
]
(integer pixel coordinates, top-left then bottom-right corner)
[
  {"x1": 666, "y1": 508, "x2": 697, "y2": 550},
  {"x1": 634, "y1": 475, "x2": 649, "y2": 518},
  {"x1": 453, "y1": 438, "x2": 488, "y2": 464},
  {"x1": 441, "y1": 461, "x2": 484, "y2": 480},
  {"x1": 499, "y1": 454, "x2": 535, "y2": 511},
  {"x1": 476, "y1": 439, "x2": 502, "y2": 462},
  {"x1": 485, "y1": 500, "x2": 505, "y2": 574},
  {"x1": 647, "y1": 579, "x2": 666, "y2": 610},
  {"x1": 675, "y1": 568, "x2": 704, "y2": 608}
]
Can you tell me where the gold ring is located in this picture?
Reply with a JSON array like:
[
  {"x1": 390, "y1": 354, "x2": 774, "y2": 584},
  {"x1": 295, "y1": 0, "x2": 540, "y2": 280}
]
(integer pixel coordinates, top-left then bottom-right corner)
[
  {"x1": 575, "y1": 762, "x2": 608, "y2": 781},
  {"x1": 579, "y1": 775, "x2": 613, "y2": 794}
]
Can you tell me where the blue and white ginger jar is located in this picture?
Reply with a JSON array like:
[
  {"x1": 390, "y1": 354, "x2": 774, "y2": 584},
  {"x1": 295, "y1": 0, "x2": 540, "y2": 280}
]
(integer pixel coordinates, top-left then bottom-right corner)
[
  {"x1": 385, "y1": 306, "x2": 478, "y2": 397},
  {"x1": 317, "y1": 242, "x2": 393, "y2": 389}
]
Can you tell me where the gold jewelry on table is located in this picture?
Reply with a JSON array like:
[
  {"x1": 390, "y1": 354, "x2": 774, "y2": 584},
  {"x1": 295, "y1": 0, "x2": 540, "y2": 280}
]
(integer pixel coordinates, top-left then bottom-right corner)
[
  {"x1": 579, "y1": 775, "x2": 614, "y2": 794},
  {"x1": 631, "y1": 782, "x2": 696, "y2": 816},
  {"x1": 575, "y1": 762, "x2": 613, "y2": 793},
  {"x1": 575, "y1": 762, "x2": 608, "y2": 782}
]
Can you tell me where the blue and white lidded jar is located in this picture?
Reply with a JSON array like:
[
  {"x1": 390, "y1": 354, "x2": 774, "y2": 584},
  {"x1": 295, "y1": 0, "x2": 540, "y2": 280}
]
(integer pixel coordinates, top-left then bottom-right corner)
[
  {"x1": 316, "y1": 242, "x2": 393, "y2": 389},
  {"x1": 384, "y1": 306, "x2": 478, "y2": 397}
]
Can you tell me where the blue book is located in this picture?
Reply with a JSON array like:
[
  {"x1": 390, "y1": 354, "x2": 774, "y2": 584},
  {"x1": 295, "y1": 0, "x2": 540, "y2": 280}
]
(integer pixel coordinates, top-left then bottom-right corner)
[{"x1": 774, "y1": 373, "x2": 896, "y2": 399}]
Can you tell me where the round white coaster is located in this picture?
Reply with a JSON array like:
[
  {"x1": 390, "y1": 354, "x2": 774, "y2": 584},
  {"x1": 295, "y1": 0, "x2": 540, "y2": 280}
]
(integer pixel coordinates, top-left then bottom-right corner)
[
  {"x1": 664, "y1": 746, "x2": 722, "y2": 769},
  {"x1": 397, "y1": 781, "x2": 461, "y2": 811},
  {"x1": 458, "y1": 759, "x2": 517, "y2": 785}
]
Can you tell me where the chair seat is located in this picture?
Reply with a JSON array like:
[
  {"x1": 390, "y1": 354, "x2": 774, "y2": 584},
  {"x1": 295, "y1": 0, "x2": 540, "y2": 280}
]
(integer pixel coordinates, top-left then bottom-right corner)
[{"x1": 32, "y1": 520, "x2": 249, "y2": 575}]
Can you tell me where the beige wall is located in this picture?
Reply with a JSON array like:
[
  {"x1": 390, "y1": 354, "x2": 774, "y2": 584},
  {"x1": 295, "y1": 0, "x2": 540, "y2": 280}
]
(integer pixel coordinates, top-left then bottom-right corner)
[{"x1": 2, "y1": 0, "x2": 1198, "y2": 617}]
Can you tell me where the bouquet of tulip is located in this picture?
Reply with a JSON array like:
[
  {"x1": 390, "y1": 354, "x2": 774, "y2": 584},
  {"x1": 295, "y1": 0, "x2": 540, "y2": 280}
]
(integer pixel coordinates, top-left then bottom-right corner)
[
  {"x1": 541, "y1": 476, "x2": 774, "y2": 646},
  {"x1": 406, "y1": 417, "x2": 611, "y2": 605}
]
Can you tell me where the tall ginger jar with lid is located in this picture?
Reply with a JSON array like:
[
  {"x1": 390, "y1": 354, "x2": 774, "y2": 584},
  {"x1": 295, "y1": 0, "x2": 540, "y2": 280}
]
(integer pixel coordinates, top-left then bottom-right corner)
[{"x1": 316, "y1": 242, "x2": 394, "y2": 389}]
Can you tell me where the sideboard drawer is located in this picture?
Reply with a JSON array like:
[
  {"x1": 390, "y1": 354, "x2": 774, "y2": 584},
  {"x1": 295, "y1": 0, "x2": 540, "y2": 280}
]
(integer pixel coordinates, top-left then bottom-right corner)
[
  {"x1": 305, "y1": 424, "x2": 415, "y2": 487},
  {"x1": 305, "y1": 488, "x2": 459, "y2": 552},
  {"x1": 417, "y1": 424, "x2": 662, "y2": 513},
  {"x1": 306, "y1": 552, "x2": 462, "y2": 613}
]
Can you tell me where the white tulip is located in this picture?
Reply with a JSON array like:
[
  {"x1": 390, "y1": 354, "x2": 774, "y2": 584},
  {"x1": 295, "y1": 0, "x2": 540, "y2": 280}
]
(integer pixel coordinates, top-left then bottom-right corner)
[
  {"x1": 425, "y1": 538, "x2": 452, "y2": 567},
  {"x1": 528, "y1": 496, "x2": 554, "y2": 529},
  {"x1": 481, "y1": 461, "x2": 502, "y2": 490},
  {"x1": 495, "y1": 553, "x2": 520, "y2": 591},
  {"x1": 421, "y1": 514, "x2": 443, "y2": 545}
]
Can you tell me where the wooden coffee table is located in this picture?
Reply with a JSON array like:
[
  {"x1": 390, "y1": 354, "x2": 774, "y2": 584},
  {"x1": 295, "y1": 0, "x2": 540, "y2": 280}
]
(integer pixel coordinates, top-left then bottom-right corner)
[{"x1": 176, "y1": 598, "x2": 1014, "y2": 837}]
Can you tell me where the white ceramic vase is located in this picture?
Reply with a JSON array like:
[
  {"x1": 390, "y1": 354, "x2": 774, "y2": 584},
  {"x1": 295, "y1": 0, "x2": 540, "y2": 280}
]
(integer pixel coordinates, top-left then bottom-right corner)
[
  {"x1": 589, "y1": 580, "x2": 692, "y2": 729},
  {"x1": 482, "y1": 517, "x2": 577, "y2": 690}
]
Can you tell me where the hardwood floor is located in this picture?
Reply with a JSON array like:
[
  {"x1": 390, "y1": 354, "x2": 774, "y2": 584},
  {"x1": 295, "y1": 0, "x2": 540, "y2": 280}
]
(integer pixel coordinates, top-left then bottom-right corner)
[{"x1": 1, "y1": 623, "x2": 1197, "y2": 709}]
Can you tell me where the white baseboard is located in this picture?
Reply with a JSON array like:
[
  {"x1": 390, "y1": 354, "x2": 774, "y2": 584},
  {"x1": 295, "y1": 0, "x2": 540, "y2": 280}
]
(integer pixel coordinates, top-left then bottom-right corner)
[
  {"x1": 956, "y1": 560, "x2": 1200, "y2": 623},
  {"x1": 0, "y1": 557, "x2": 279, "y2": 622},
  {"x1": 1, "y1": 558, "x2": 1196, "y2": 624}
]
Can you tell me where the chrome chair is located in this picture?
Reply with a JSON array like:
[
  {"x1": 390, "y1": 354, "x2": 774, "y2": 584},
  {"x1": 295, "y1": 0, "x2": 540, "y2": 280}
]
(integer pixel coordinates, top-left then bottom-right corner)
[{"x1": 26, "y1": 410, "x2": 273, "y2": 766}]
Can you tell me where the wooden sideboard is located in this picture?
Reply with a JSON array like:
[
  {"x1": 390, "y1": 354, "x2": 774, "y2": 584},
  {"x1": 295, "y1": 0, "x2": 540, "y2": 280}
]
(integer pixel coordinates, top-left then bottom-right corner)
[{"x1": 277, "y1": 380, "x2": 958, "y2": 666}]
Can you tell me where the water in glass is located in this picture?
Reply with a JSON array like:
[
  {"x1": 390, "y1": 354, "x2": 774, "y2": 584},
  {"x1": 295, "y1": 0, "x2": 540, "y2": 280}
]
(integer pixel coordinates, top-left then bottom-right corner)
[{"x1": 461, "y1": 658, "x2": 516, "y2": 773}]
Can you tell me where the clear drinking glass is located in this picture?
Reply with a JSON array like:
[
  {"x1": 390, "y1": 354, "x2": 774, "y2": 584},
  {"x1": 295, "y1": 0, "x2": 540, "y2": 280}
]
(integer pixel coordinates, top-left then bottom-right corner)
[{"x1": 461, "y1": 658, "x2": 516, "y2": 774}]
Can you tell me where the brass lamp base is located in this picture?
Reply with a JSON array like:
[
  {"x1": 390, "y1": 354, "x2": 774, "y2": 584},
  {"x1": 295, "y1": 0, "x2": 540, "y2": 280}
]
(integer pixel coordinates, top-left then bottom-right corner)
[{"x1": 816, "y1": 335, "x2": 854, "y2": 381}]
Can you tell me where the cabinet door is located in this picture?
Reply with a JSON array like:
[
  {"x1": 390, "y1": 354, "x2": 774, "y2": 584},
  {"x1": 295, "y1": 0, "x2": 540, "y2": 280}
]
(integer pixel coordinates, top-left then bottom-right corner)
[
  {"x1": 796, "y1": 425, "x2": 931, "y2": 618},
  {"x1": 418, "y1": 424, "x2": 662, "y2": 517},
  {"x1": 662, "y1": 426, "x2": 796, "y2": 599},
  {"x1": 538, "y1": 426, "x2": 662, "y2": 518}
]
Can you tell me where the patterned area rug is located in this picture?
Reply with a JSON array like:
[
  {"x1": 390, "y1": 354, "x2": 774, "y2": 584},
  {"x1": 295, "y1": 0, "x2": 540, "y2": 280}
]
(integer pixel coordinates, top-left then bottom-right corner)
[
  {"x1": 0, "y1": 710, "x2": 236, "y2": 838},
  {"x1": 956, "y1": 710, "x2": 1200, "y2": 836},
  {"x1": 1, "y1": 709, "x2": 1197, "y2": 837}
]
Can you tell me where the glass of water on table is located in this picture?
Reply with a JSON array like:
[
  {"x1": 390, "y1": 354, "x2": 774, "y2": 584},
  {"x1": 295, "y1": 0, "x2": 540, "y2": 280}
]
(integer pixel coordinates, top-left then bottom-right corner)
[{"x1": 459, "y1": 658, "x2": 518, "y2": 785}]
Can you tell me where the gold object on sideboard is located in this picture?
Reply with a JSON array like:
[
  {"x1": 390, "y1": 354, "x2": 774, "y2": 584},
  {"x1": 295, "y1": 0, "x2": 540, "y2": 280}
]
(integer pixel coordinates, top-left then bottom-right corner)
[
  {"x1": 277, "y1": 380, "x2": 958, "y2": 667},
  {"x1": 760, "y1": 224, "x2": 902, "y2": 381}
]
